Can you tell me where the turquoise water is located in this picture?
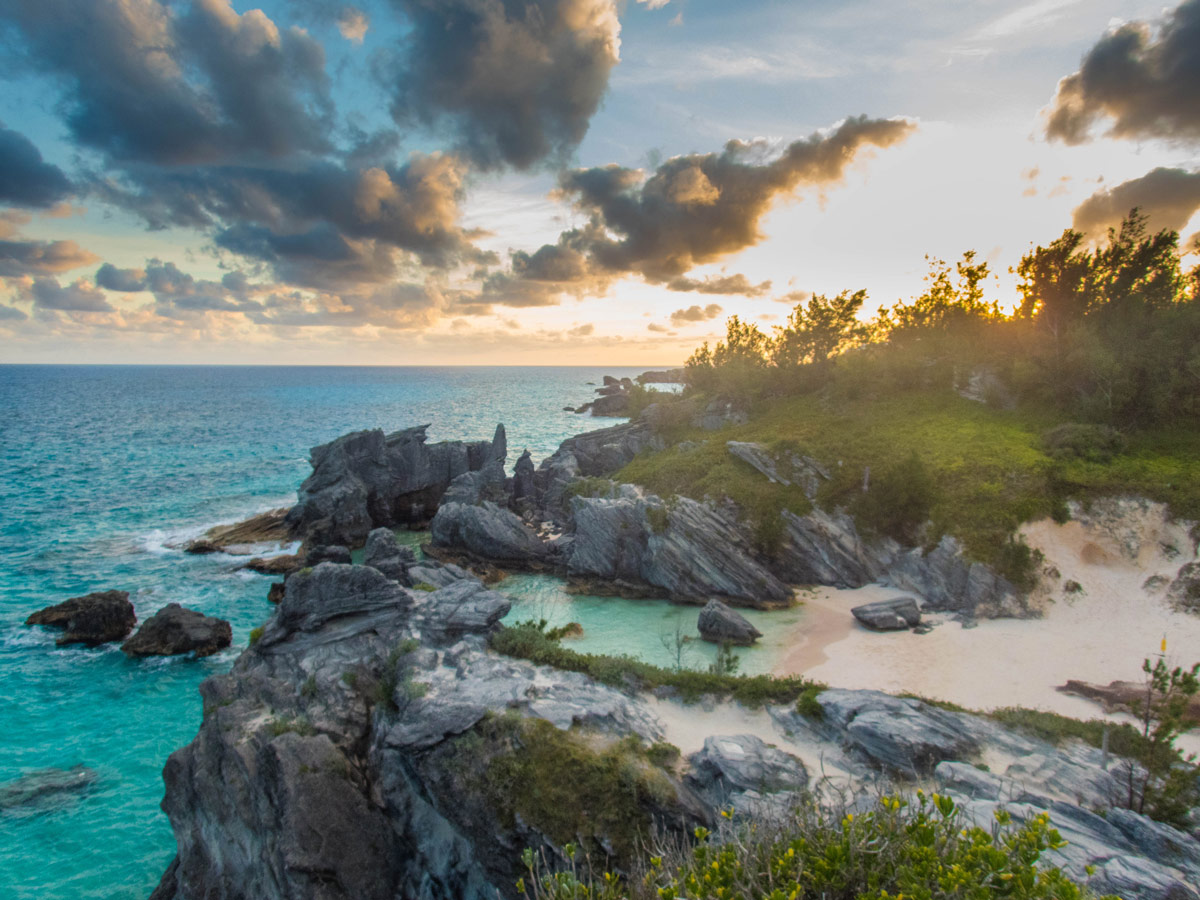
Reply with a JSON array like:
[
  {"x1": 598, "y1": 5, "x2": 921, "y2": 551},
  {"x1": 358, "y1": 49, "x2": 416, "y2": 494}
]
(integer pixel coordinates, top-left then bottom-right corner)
[{"x1": 0, "y1": 366, "x2": 798, "y2": 899}]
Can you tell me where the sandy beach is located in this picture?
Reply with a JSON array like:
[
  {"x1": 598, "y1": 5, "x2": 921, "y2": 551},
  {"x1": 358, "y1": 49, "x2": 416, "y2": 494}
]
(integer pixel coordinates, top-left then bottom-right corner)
[{"x1": 773, "y1": 501, "x2": 1200, "y2": 753}]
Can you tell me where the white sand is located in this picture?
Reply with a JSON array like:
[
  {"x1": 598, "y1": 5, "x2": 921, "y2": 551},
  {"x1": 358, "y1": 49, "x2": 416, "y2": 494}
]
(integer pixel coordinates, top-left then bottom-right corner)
[{"x1": 772, "y1": 500, "x2": 1200, "y2": 754}]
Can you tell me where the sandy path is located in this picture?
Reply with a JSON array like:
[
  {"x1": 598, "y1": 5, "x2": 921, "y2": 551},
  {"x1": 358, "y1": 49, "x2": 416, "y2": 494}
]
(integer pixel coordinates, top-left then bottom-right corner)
[{"x1": 772, "y1": 503, "x2": 1200, "y2": 754}]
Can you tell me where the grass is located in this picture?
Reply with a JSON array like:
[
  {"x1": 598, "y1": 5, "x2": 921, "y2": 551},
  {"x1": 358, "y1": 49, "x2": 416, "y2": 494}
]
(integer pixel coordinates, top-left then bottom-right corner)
[
  {"x1": 987, "y1": 707, "x2": 1155, "y2": 761},
  {"x1": 490, "y1": 620, "x2": 822, "y2": 707},
  {"x1": 617, "y1": 387, "x2": 1200, "y2": 581}
]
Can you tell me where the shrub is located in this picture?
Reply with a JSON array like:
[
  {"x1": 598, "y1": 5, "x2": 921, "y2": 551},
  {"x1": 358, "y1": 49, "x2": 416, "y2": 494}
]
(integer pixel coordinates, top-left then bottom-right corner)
[
  {"x1": 517, "y1": 792, "x2": 1113, "y2": 900},
  {"x1": 850, "y1": 451, "x2": 937, "y2": 545},
  {"x1": 411, "y1": 582, "x2": 438, "y2": 592},
  {"x1": 248, "y1": 626, "x2": 264, "y2": 646},
  {"x1": 1041, "y1": 423, "x2": 1126, "y2": 462},
  {"x1": 995, "y1": 534, "x2": 1044, "y2": 593},
  {"x1": 645, "y1": 504, "x2": 670, "y2": 534},
  {"x1": 794, "y1": 684, "x2": 825, "y2": 720}
]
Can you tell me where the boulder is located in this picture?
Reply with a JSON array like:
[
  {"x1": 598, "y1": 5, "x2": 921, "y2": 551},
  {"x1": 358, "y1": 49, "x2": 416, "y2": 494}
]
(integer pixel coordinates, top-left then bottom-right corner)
[
  {"x1": 415, "y1": 580, "x2": 512, "y2": 642},
  {"x1": 363, "y1": 528, "x2": 416, "y2": 584},
  {"x1": 851, "y1": 597, "x2": 921, "y2": 631},
  {"x1": 259, "y1": 563, "x2": 411, "y2": 647},
  {"x1": 697, "y1": 599, "x2": 762, "y2": 645},
  {"x1": 121, "y1": 604, "x2": 232, "y2": 658},
  {"x1": 305, "y1": 545, "x2": 352, "y2": 566},
  {"x1": 686, "y1": 734, "x2": 808, "y2": 801},
  {"x1": 1168, "y1": 562, "x2": 1200, "y2": 613},
  {"x1": 284, "y1": 424, "x2": 504, "y2": 547},
  {"x1": 510, "y1": 450, "x2": 536, "y2": 509},
  {"x1": 240, "y1": 553, "x2": 304, "y2": 576},
  {"x1": 26, "y1": 590, "x2": 136, "y2": 646},
  {"x1": 430, "y1": 501, "x2": 550, "y2": 564}
]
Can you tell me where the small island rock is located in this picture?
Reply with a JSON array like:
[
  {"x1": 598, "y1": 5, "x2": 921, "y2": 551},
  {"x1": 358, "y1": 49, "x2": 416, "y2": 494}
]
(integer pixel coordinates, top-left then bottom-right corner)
[
  {"x1": 26, "y1": 590, "x2": 136, "y2": 646},
  {"x1": 851, "y1": 597, "x2": 921, "y2": 631},
  {"x1": 121, "y1": 604, "x2": 232, "y2": 658},
  {"x1": 697, "y1": 598, "x2": 762, "y2": 646}
]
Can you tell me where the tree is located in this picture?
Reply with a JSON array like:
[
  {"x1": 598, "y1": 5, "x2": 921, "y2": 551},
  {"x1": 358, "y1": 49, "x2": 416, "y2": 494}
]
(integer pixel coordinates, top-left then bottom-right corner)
[
  {"x1": 771, "y1": 289, "x2": 869, "y2": 368},
  {"x1": 886, "y1": 251, "x2": 998, "y2": 338},
  {"x1": 1126, "y1": 654, "x2": 1200, "y2": 827},
  {"x1": 1015, "y1": 228, "x2": 1094, "y2": 341},
  {"x1": 1090, "y1": 209, "x2": 1184, "y2": 319}
]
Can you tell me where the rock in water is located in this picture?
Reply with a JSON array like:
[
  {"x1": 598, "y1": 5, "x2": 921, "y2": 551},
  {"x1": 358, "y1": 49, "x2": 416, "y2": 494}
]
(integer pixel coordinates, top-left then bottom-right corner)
[
  {"x1": 25, "y1": 590, "x2": 136, "y2": 646},
  {"x1": 697, "y1": 599, "x2": 762, "y2": 645},
  {"x1": 851, "y1": 597, "x2": 921, "y2": 631},
  {"x1": 183, "y1": 508, "x2": 291, "y2": 554},
  {"x1": 121, "y1": 604, "x2": 232, "y2": 658},
  {"x1": 0, "y1": 765, "x2": 99, "y2": 813}
]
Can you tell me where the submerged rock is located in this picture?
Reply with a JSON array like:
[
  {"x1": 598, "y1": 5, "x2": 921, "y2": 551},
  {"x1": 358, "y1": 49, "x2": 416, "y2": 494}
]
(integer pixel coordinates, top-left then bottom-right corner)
[
  {"x1": 0, "y1": 764, "x2": 99, "y2": 813},
  {"x1": 697, "y1": 598, "x2": 762, "y2": 645},
  {"x1": 851, "y1": 597, "x2": 921, "y2": 631},
  {"x1": 26, "y1": 590, "x2": 136, "y2": 646},
  {"x1": 121, "y1": 604, "x2": 232, "y2": 658}
]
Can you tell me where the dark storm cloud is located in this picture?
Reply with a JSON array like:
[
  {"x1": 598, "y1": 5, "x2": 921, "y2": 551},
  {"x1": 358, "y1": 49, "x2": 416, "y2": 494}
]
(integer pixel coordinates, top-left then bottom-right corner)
[
  {"x1": 28, "y1": 277, "x2": 112, "y2": 311},
  {"x1": 0, "y1": 238, "x2": 98, "y2": 277},
  {"x1": 0, "y1": 125, "x2": 73, "y2": 208},
  {"x1": 506, "y1": 115, "x2": 914, "y2": 292},
  {"x1": 669, "y1": 303, "x2": 722, "y2": 325},
  {"x1": 1045, "y1": 0, "x2": 1200, "y2": 145},
  {"x1": 386, "y1": 0, "x2": 621, "y2": 170},
  {"x1": 666, "y1": 273, "x2": 772, "y2": 296},
  {"x1": 1072, "y1": 167, "x2": 1200, "y2": 236},
  {"x1": 0, "y1": 0, "x2": 332, "y2": 164},
  {"x1": 95, "y1": 263, "x2": 148, "y2": 292}
]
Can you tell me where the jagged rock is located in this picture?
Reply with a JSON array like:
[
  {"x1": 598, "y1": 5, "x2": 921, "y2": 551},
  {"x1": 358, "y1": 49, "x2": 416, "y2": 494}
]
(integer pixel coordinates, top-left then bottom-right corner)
[
  {"x1": 408, "y1": 561, "x2": 478, "y2": 590},
  {"x1": 441, "y1": 459, "x2": 508, "y2": 506},
  {"x1": 1105, "y1": 807, "x2": 1200, "y2": 878},
  {"x1": 121, "y1": 604, "x2": 232, "y2": 658},
  {"x1": 414, "y1": 580, "x2": 512, "y2": 643},
  {"x1": 889, "y1": 535, "x2": 1024, "y2": 618},
  {"x1": 511, "y1": 450, "x2": 536, "y2": 508},
  {"x1": 363, "y1": 527, "x2": 416, "y2": 584},
  {"x1": 776, "y1": 508, "x2": 892, "y2": 588},
  {"x1": 851, "y1": 597, "x2": 921, "y2": 631},
  {"x1": 934, "y1": 761, "x2": 1010, "y2": 801},
  {"x1": 567, "y1": 492, "x2": 792, "y2": 608},
  {"x1": 305, "y1": 544, "x2": 351, "y2": 566},
  {"x1": 430, "y1": 501, "x2": 551, "y2": 564},
  {"x1": 540, "y1": 420, "x2": 661, "y2": 479},
  {"x1": 258, "y1": 563, "x2": 410, "y2": 647},
  {"x1": 686, "y1": 735, "x2": 808, "y2": 802},
  {"x1": 576, "y1": 392, "x2": 630, "y2": 417},
  {"x1": 25, "y1": 590, "x2": 136, "y2": 646},
  {"x1": 697, "y1": 599, "x2": 762, "y2": 645},
  {"x1": 267, "y1": 582, "x2": 285, "y2": 604},
  {"x1": 284, "y1": 424, "x2": 504, "y2": 547},
  {"x1": 817, "y1": 690, "x2": 980, "y2": 775},
  {"x1": 727, "y1": 441, "x2": 831, "y2": 501},
  {"x1": 183, "y1": 508, "x2": 291, "y2": 554},
  {"x1": 0, "y1": 765, "x2": 99, "y2": 812},
  {"x1": 239, "y1": 553, "x2": 304, "y2": 576},
  {"x1": 1169, "y1": 562, "x2": 1200, "y2": 613}
]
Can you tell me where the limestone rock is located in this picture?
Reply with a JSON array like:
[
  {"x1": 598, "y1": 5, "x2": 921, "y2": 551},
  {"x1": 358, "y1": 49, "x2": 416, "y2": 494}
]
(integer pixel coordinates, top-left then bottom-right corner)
[
  {"x1": 304, "y1": 544, "x2": 351, "y2": 566},
  {"x1": 121, "y1": 604, "x2": 232, "y2": 658},
  {"x1": 430, "y1": 501, "x2": 551, "y2": 564},
  {"x1": 363, "y1": 527, "x2": 416, "y2": 584},
  {"x1": 183, "y1": 508, "x2": 291, "y2": 554},
  {"x1": 686, "y1": 734, "x2": 808, "y2": 802},
  {"x1": 697, "y1": 599, "x2": 762, "y2": 645},
  {"x1": 851, "y1": 597, "x2": 921, "y2": 631},
  {"x1": 26, "y1": 590, "x2": 136, "y2": 646},
  {"x1": 258, "y1": 563, "x2": 410, "y2": 647}
]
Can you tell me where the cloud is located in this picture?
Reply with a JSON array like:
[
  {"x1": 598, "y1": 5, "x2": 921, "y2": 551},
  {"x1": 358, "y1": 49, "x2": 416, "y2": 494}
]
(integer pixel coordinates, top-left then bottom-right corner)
[
  {"x1": 567, "y1": 323, "x2": 595, "y2": 336},
  {"x1": 385, "y1": 0, "x2": 621, "y2": 170},
  {"x1": 646, "y1": 322, "x2": 672, "y2": 333},
  {"x1": 26, "y1": 277, "x2": 112, "y2": 311},
  {"x1": 774, "y1": 289, "x2": 812, "y2": 305},
  {"x1": 669, "y1": 303, "x2": 723, "y2": 325},
  {"x1": 95, "y1": 263, "x2": 148, "y2": 292},
  {"x1": 1072, "y1": 167, "x2": 1200, "y2": 236},
  {"x1": 0, "y1": 0, "x2": 332, "y2": 165},
  {"x1": 516, "y1": 115, "x2": 914, "y2": 291},
  {"x1": 0, "y1": 125, "x2": 73, "y2": 208},
  {"x1": 0, "y1": 238, "x2": 99, "y2": 277},
  {"x1": 0, "y1": 303, "x2": 26, "y2": 320},
  {"x1": 337, "y1": 7, "x2": 368, "y2": 43},
  {"x1": 1045, "y1": 0, "x2": 1200, "y2": 144},
  {"x1": 666, "y1": 273, "x2": 772, "y2": 296}
]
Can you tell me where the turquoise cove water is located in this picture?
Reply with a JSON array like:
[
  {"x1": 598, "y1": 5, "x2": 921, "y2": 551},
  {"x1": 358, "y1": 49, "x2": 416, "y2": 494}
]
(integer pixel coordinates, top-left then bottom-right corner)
[{"x1": 0, "y1": 366, "x2": 795, "y2": 899}]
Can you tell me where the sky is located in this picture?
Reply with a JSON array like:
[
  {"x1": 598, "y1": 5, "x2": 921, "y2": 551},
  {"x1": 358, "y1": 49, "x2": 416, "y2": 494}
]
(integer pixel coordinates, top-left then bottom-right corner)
[{"x1": 0, "y1": 0, "x2": 1197, "y2": 365}]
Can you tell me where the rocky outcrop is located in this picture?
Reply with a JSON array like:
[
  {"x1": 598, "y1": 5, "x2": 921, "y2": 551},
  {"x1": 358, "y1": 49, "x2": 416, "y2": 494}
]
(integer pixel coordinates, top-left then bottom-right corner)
[
  {"x1": 567, "y1": 490, "x2": 792, "y2": 608},
  {"x1": 851, "y1": 597, "x2": 921, "y2": 631},
  {"x1": 25, "y1": 590, "x2": 136, "y2": 646},
  {"x1": 152, "y1": 562, "x2": 1199, "y2": 900},
  {"x1": 239, "y1": 553, "x2": 304, "y2": 576},
  {"x1": 637, "y1": 368, "x2": 685, "y2": 384},
  {"x1": 305, "y1": 544, "x2": 352, "y2": 566},
  {"x1": 697, "y1": 598, "x2": 762, "y2": 645},
  {"x1": 183, "y1": 508, "x2": 291, "y2": 554},
  {"x1": 726, "y1": 442, "x2": 830, "y2": 499},
  {"x1": 430, "y1": 501, "x2": 551, "y2": 565},
  {"x1": 121, "y1": 604, "x2": 232, "y2": 658},
  {"x1": 1169, "y1": 562, "x2": 1200, "y2": 613},
  {"x1": 362, "y1": 528, "x2": 416, "y2": 584},
  {"x1": 284, "y1": 424, "x2": 506, "y2": 548}
]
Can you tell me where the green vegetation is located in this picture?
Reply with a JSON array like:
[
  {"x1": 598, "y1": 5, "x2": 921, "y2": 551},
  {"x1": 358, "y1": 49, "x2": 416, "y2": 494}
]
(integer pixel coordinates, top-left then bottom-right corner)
[
  {"x1": 268, "y1": 715, "x2": 316, "y2": 738},
  {"x1": 473, "y1": 715, "x2": 680, "y2": 860},
  {"x1": 411, "y1": 582, "x2": 438, "y2": 592},
  {"x1": 490, "y1": 620, "x2": 822, "y2": 707},
  {"x1": 518, "y1": 792, "x2": 1114, "y2": 900},
  {"x1": 248, "y1": 626, "x2": 263, "y2": 646},
  {"x1": 794, "y1": 684, "x2": 825, "y2": 720},
  {"x1": 618, "y1": 211, "x2": 1200, "y2": 580},
  {"x1": 374, "y1": 640, "x2": 424, "y2": 710},
  {"x1": 1123, "y1": 656, "x2": 1200, "y2": 827}
]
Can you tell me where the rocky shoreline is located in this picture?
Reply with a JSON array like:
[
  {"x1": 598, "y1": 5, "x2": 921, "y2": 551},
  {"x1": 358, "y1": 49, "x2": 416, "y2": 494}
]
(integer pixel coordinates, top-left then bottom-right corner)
[{"x1": 145, "y1": 399, "x2": 1200, "y2": 899}]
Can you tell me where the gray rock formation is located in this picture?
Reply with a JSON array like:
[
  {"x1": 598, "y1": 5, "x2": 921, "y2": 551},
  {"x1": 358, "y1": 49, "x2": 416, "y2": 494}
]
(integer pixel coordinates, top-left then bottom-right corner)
[
  {"x1": 25, "y1": 590, "x2": 136, "y2": 646},
  {"x1": 362, "y1": 527, "x2": 416, "y2": 584},
  {"x1": 726, "y1": 442, "x2": 830, "y2": 500},
  {"x1": 305, "y1": 544, "x2": 352, "y2": 566},
  {"x1": 183, "y1": 508, "x2": 291, "y2": 555},
  {"x1": 121, "y1": 604, "x2": 232, "y2": 658},
  {"x1": 0, "y1": 764, "x2": 99, "y2": 813},
  {"x1": 285, "y1": 424, "x2": 505, "y2": 547},
  {"x1": 151, "y1": 561, "x2": 1200, "y2": 900},
  {"x1": 851, "y1": 597, "x2": 921, "y2": 631},
  {"x1": 430, "y1": 501, "x2": 551, "y2": 564},
  {"x1": 697, "y1": 598, "x2": 763, "y2": 645},
  {"x1": 1169, "y1": 562, "x2": 1200, "y2": 613},
  {"x1": 510, "y1": 449, "x2": 536, "y2": 511},
  {"x1": 567, "y1": 491, "x2": 792, "y2": 608}
]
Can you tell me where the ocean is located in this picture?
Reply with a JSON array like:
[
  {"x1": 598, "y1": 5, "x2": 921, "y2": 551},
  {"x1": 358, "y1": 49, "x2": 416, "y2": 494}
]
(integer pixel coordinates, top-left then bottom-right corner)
[{"x1": 0, "y1": 365, "x2": 796, "y2": 899}]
